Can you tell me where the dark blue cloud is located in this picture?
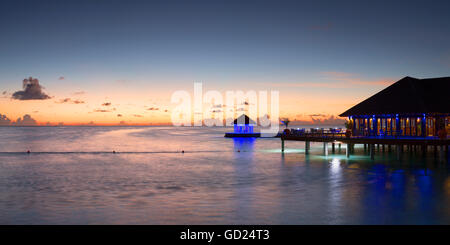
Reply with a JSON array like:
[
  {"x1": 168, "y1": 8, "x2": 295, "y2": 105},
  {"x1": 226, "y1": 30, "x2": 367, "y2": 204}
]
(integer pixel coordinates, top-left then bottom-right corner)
[{"x1": 12, "y1": 77, "x2": 50, "y2": 100}]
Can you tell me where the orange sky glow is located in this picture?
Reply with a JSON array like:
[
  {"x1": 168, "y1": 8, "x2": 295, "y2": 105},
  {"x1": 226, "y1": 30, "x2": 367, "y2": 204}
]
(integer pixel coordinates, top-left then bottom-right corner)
[{"x1": 0, "y1": 72, "x2": 395, "y2": 126}]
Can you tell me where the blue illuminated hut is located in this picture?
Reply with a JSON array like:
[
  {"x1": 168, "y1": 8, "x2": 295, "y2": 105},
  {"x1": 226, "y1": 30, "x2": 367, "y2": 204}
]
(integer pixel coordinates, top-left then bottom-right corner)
[
  {"x1": 225, "y1": 114, "x2": 260, "y2": 137},
  {"x1": 233, "y1": 114, "x2": 255, "y2": 133}
]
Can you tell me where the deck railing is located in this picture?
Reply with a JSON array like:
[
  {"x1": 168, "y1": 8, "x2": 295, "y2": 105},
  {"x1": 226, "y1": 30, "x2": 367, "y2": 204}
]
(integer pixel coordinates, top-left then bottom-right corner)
[
  {"x1": 283, "y1": 128, "x2": 448, "y2": 140},
  {"x1": 285, "y1": 128, "x2": 346, "y2": 138}
]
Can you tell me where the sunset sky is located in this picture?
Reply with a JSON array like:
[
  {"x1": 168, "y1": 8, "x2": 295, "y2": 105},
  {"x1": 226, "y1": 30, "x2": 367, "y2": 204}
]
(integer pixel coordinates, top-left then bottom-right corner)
[{"x1": 1, "y1": 0, "x2": 449, "y2": 125}]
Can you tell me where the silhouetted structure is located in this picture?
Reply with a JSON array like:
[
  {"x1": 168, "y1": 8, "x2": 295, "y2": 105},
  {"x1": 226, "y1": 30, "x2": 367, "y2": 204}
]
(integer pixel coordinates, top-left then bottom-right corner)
[
  {"x1": 233, "y1": 114, "x2": 256, "y2": 133},
  {"x1": 280, "y1": 76, "x2": 449, "y2": 160},
  {"x1": 225, "y1": 114, "x2": 260, "y2": 137},
  {"x1": 339, "y1": 76, "x2": 450, "y2": 137}
]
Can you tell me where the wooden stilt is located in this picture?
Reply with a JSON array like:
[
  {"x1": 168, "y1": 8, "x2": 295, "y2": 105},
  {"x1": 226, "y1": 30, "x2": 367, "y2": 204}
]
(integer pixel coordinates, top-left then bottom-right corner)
[
  {"x1": 422, "y1": 145, "x2": 427, "y2": 156},
  {"x1": 446, "y1": 146, "x2": 449, "y2": 163},
  {"x1": 370, "y1": 144, "x2": 375, "y2": 160},
  {"x1": 279, "y1": 134, "x2": 447, "y2": 162}
]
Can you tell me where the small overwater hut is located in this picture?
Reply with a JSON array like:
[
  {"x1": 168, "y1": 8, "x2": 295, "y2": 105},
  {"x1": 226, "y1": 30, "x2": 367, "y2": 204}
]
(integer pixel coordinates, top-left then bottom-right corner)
[{"x1": 225, "y1": 114, "x2": 260, "y2": 137}]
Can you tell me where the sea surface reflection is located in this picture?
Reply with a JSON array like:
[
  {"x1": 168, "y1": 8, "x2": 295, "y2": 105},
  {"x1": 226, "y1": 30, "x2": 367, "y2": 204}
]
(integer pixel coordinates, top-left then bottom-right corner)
[{"x1": 0, "y1": 126, "x2": 449, "y2": 224}]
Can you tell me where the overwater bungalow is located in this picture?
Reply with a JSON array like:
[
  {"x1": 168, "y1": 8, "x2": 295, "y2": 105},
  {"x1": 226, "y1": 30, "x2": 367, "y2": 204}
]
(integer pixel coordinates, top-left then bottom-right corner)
[
  {"x1": 225, "y1": 114, "x2": 260, "y2": 137},
  {"x1": 233, "y1": 114, "x2": 255, "y2": 133},
  {"x1": 339, "y1": 76, "x2": 450, "y2": 138}
]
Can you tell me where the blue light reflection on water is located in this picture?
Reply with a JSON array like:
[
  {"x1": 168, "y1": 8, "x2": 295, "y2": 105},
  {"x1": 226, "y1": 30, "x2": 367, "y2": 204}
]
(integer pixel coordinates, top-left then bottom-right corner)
[{"x1": 232, "y1": 137, "x2": 256, "y2": 152}]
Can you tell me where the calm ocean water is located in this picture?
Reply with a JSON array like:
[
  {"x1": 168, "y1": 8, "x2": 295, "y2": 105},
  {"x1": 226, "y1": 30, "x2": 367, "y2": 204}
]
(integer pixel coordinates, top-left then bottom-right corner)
[{"x1": 0, "y1": 126, "x2": 449, "y2": 224}]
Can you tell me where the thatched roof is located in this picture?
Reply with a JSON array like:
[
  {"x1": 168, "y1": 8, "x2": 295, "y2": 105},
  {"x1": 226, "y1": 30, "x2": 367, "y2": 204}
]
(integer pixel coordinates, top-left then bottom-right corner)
[
  {"x1": 339, "y1": 76, "x2": 450, "y2": 117},
  {"x1": 233, "y1": 114, "x2": 256, "y2": 125}
]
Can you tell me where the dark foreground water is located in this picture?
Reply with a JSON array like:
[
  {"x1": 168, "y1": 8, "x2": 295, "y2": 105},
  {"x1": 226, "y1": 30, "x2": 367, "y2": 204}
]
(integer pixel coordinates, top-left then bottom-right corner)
[{"x1": 0, "y1": 126, "x2": 449, "y2": 224}]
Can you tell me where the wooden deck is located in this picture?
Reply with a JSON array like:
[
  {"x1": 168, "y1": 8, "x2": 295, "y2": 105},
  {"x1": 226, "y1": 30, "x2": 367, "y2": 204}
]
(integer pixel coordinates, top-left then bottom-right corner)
[
  {"x1": 281, "y1": 132, "x2": 449, "y2": 160},
  {"x1": 224, "y1": 132, "x2": 261, "y2": 138},
  {"x1": 281, "y1": 133, "x2": 450, "y2": 146}
]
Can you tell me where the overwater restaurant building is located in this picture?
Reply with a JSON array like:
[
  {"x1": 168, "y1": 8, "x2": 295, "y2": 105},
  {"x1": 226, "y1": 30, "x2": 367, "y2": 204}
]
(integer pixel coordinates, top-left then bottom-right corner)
[{"x1": 339, "y1": 76, "x2": 450, "y2": 137}]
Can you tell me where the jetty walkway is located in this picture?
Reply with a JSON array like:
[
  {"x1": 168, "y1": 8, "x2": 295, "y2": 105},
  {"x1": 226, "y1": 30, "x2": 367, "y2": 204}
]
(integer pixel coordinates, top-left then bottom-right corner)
[{"x1": 281, "y1": 131, "x2": 449, "y2": 160}]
